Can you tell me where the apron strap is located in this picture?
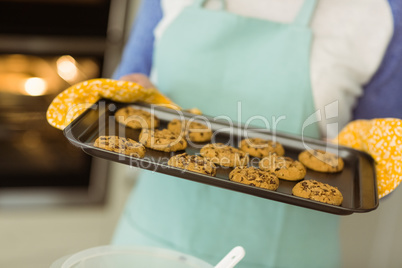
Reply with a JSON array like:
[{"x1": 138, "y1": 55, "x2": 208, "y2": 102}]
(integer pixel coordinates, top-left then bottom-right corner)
[
  {"x1": 193, "y1": 0, "x2": 206, "y2": 7},
  {"x1": 293, "y1": 0, "x2": 317, "y2": 27},
  {"x1": 193, "y1": 0, "x2": 226, "y2": 10}
]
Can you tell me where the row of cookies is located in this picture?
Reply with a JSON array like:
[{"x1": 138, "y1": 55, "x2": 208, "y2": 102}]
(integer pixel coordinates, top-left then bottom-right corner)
[
  {"x1": 115, "y1": 106, "x2": 213, "y2": 143},
  {"x1": 229, "y1": 166, "x2": 344, "y2": 206},
  {"x1": 237, "y1": 138, "x2": 345, "y2": 206},
  {"x1": 93, "y1": 127, "x2": 189, "y2": 157},
  {"x1": 95, "y1": 107, "x2": 214, "y2": 178},
  {"x1": 93, "y1": 135, "x2": 344, "y2": 207},
  {"x1": 168, "y1": 139, "x2": 343, "y2": 207},
  {"x1": 240, "y1": 137, "x2": 344, "y2": 173},
  {"x1": 113, "y1": 105, "x2": 343, "y2": 174},
  {"x1": 95, "y1": 106, "x2": 207, "y2": 156},
  {"x1": 114, "y1": 107, "x2": 225, "y2": 178},
  {"x1": 99, "y1": 106, "x2": 345, "y2": 206},
  {"x1": 242, "y1": 139, "x2": 344, "y2": 205},
  {"x1": 93, "y1": 106, "x2": 187, "y2": 156},
  {"x1": 95, "y1": 109, "x2": 223, "y2": 188},
  {"x1": 174, "y1": 141, "x2": 345, "y2": 207},
  {"x1": 197, "y1": 139, "x2": 345, "y2": 206}
]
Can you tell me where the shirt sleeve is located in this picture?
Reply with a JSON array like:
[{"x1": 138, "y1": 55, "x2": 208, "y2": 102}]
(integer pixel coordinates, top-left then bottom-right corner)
[
  {"x1": 353, "y1": 0, "x2": 402, "y2": 120},
  {"x1": 112, "y1": 0, "x2": 163, "y2": 79}
]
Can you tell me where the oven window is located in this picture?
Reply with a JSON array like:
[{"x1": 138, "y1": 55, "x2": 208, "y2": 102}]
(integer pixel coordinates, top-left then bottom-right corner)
[{"x1": 0, "y1": 54, "x2": 100, "y2": 188}]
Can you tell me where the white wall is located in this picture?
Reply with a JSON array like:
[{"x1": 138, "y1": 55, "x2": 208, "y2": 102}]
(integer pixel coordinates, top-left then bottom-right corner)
[{"x1": 341, "y1": 185, "x2": 402, "y2": 267}]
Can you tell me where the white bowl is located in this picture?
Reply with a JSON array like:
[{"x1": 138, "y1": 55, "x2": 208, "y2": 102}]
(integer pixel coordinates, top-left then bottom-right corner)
[{"x1": 50, "y1": 245, "x2": 213, "y2": 268}]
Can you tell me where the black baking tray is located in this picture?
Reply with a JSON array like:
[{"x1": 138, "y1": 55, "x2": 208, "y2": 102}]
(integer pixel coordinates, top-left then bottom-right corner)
[{"x1": 64, "y1": 99, "x2": 378, "y2": 215}]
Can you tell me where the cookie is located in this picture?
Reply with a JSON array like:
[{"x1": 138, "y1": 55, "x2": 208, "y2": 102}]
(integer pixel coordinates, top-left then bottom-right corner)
[
  {"x1": 115, "y1": 106, "x2": 159, "y2": 129},
  {"x1": 240, "y1": 138, "x2": 285, "y2": 158},
  {"x1": 298, "y1": 149, "x2": 344, "y2": 173},
  {"x1": 292, "y1": 180, "x2": 343, "y2": 206},
  {"x1": 259, "y1": 155, "x2": 306, "y2": 181},
  {"x1": 139, "y1": 128, "x2": 187, "y2": 152},
  {"x1": 167, "y1": 119, "x2": 212, "y2": 143},
  {"x1": 168, "y1": 153, "x2": 217, "y2": 176},
  {"x1": 229, "y1": 166, "x2": 279, "y2": 191},
  {"x1": 200, "y1": 143, "x2": 249, "y2": 167},
  {"x1": 94, "y1": 136, "x2": 146, "y2": 158}
]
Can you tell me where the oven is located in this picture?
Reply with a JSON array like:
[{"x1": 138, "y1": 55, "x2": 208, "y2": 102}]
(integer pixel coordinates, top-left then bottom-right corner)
[{"x1": 0, "y1": 0, "x2": 130, "y2": 206}]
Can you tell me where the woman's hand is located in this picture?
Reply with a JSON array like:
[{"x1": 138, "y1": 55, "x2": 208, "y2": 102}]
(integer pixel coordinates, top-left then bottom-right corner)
[{"x1": 120, "y1": 73, "x2": 156, "y2": 89}]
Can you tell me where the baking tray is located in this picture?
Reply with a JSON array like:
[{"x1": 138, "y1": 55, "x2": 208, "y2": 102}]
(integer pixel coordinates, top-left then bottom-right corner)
[{"x1": 64, "y1": 99, "x2": 378, "y2": 215}]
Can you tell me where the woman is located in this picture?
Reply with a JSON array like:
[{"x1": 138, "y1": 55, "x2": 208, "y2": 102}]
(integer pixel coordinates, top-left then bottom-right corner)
[{"x1": 111, "y1": 0, "x2": 398, "y2": 267}]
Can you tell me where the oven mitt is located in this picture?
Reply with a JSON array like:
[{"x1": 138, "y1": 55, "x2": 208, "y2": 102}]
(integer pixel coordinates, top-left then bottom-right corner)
[
  {"x1": 336, "y1": 118, "x2": 402, "y2": 198},
  {"x1": 46, "y1": 78, "x2": 180, "y2": 130}
]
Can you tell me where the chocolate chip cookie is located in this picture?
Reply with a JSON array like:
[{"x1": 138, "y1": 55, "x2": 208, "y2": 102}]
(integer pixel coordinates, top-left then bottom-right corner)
[
  {"x1": 292, "y1": 179, "x2": 343, "y2": 206},
  {"x1": 94, "y1": 136, "x2": 146, "y2": 158},
  {"x1": 139, "y1": 128, "x2": 187, "y2": 152},
  {"x1": 229, "y1": 166, "x2": 279, "y2": 191},
  {"x1": 298, "y1": 149, "x2": 344, "y2": 173},
  {"x1": 167, "y1": 119, "x2": 212, "y2": 143},
  {"x1": 200, "y1": 143, "x2": 249, "y2": 167},
  {"x1": 115, "y1": 106, "x2": 159, "y2": 129},
  {"x1": 168, "y1": 153, "x2": 217, "y2": 176},
  {"x1": 259, "y1": 155, "x2": 306, "y2": 181},
  {"x1": 240, "y1": 138, "x2": 285, "y2": 158}
]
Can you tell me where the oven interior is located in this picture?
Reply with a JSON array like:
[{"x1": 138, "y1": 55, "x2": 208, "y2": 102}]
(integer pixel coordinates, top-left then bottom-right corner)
[{"x1": 0, "y1": 0, "x2": 130, "y2": 207}]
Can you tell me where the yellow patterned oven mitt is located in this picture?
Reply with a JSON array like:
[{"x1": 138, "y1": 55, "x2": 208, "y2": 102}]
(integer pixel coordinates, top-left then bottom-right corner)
[
  {"x1": 46, "y1": 78, "x2": 180, "y2": 130},
  {"x1": 336, "y1": 118, "x2": 402, "y2": 198}
]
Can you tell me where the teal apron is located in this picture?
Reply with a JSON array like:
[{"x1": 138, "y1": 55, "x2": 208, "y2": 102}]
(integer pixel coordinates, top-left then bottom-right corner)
[{"x1": 113, "y1": 0, "x2": 341, "y2": 267}]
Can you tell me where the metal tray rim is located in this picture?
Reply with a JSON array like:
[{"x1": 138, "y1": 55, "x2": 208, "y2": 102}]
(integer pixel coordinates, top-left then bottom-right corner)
[{"x1": 63, "y1": 99, "x2": 379, "y2": 215}]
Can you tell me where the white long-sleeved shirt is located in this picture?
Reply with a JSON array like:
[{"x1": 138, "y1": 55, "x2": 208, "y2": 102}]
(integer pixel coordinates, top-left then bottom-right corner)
[{"x1": 152, "y1": 0, "x2": 393, "y2": 138}]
